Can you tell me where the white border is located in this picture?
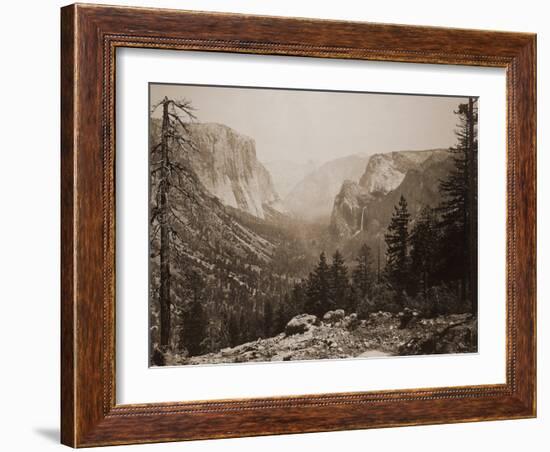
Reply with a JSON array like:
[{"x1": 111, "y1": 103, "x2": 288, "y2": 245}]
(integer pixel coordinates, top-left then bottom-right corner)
[{"x1": 116, "y1": 48, "x2": 506, "y2": 404}]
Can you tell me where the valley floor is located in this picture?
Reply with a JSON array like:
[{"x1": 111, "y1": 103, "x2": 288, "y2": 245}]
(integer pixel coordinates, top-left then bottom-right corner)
[{"x1": 161, "y1": 311, "x2": 477, "y2": 366}]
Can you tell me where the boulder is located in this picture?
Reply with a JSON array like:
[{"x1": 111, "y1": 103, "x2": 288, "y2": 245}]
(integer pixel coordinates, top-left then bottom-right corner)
[
  {"x1": 398, "y1": 335, "x2": 437, "y2": 355},
  {"x1": 344, "y1": 313, "x2": 359, "y2": 330},
  {"x1": 398, "y1": 317, "x2": 477, "y2": 355},
  {"x1": 323, "y1": 309, "x2": 346, "y2": 324},
  {"x1": 285, "y1": 314, "x2": 319, "y2": 336},
  {"x1": 437, "y1": 321, "x2": 478, "y2": 354}
]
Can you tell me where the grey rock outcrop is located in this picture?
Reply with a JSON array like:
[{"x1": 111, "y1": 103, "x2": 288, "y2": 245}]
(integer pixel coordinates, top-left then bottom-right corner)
[
  {"x1": 329, "y1": 181, "x2": 369, "y2": 239},
  {"x1": 358, "y1": 150, "x2": 444, "y2": 195},
  {"x1": 173, "y1": 312, "x2": 475, "y2": 366},
  {"x1": 186, "y1": 123, "x2": 285, "y2": 219},
  {"x1": 323, "y1": 309, "x2": 346, "y2": 325},
  {"x1": 285, "y1": 314, "x2": 319, "y2": 336}
]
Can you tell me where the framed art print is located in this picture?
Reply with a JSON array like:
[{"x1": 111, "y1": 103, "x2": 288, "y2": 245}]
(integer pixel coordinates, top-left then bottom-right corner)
[{"x1": 61, "y1": 3, "x2": 536, "y2": 447}]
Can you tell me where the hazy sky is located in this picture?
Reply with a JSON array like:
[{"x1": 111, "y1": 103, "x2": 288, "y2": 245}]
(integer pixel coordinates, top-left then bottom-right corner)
[{"x1": 150, "y1": 83, "x2": 467, "y2": 165}]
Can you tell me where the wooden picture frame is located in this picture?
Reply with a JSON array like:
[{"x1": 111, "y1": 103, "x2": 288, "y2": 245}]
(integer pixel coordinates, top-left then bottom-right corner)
[{"x1": 60, "y1": 3, "x2": 536, "y2": 447}]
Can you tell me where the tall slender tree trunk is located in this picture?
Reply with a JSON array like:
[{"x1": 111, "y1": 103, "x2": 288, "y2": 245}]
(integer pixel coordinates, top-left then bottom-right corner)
[
  {"x1": 159, "y1": 98, "x2": 171, "y2": 347},
  {"x1": 377, "y1": 240, "x2": 381, "y2": 284},
  {"x1": 467, "y1": 97, "x2": 477, "y2": 314},
  {"x1": 423, "y1": 270, "x2": 428, "y2": 301},
  {"x1": 460, "y1": 98, "x2": 475, "y2": 306}
]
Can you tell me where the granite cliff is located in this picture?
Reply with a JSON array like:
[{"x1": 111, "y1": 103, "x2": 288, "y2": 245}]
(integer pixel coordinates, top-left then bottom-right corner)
[
  {"x1": 330, "y1": 149, "x2": 451, "y2": 242},
  {"x1": 186, "y1": 123, "x2": 285, "y2": 219}
]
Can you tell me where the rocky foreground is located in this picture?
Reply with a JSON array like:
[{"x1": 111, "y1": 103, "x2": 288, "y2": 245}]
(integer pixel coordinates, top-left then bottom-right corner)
[{"x1": 163, "y1": 310, "x2": 477, "y2": 366}]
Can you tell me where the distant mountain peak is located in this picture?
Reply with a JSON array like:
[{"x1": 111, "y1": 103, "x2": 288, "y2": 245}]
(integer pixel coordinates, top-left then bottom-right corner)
[
  {"x1": 263, "y1": 159, "x2": 320, "y2": 199},
  {"x1": 283, "y1": 154, "x2": 371, "y2": 222}
]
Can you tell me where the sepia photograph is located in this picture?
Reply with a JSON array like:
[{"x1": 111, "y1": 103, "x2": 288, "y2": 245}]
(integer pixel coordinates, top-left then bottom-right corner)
[
  {"x1": 148, "y1": 83, "x2": 478, "y2": 367},
  {"x1": 50, "y1": 2, "x2": 538, "y2": 448}
]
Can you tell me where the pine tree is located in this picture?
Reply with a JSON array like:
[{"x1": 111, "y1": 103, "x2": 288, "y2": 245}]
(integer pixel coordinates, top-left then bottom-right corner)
[
  {"x1": 150, "y1": 96, "x2": 197, "y2": 348},
  {"x1": 274, "y1": 301, "x2": 287, "y2": 334},
  {"x1": 410, "y1": 206, "x2": 437, "y2": 298},
  {"x1": 290, "y1": 281, "x2": 306, "y2": 316},
  {"x1": 180, "y1": 270, "x2": 207, "y2": 356},
  {"x1": 227, "y1": 311, "x2": 240, "y2": 347},
  {"x1": 330, "y1": 250, "x2": 349, "y2": 309},
  {"x1": 263, "y1": 299, "x2": 274, "y2": 338},
  {"x1": 352, "y1": 244, "x2": 374, "y2": 299},
  {"x1": 305, "y1": 252, "x2": 332, "y2": 317},
  {"x1": 384, "y1": 195, "x2": 411, "y2": 300},
  {"x1": 238, "y1": 309, "x2": 248, "y2": 344},
  {"x1": 437, "y1": 97, "x2": 478, "y2": 311},
  {"x1": 346, "y1": 285, "x2": 359, "y2": 314}
]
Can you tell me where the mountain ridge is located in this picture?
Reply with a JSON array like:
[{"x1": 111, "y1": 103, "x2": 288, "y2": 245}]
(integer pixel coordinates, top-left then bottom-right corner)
[
  {"x1": 151, "y1": 120, "x2": 286, "y2": 219},
  {"x1": 358, "y1": 148, "x2": 448, "y2": 195},
  {"x1": 330, "y1": 149, "x2": 452, "y2": 247},
  {"x1": 262, "y1": 159, "x2": 319, "y2": 199},
  {"x1": 283, "y1": 154, "x2": 371, "y2": 222}
]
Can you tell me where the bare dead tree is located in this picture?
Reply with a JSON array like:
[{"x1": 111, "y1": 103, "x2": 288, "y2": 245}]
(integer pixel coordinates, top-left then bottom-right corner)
[{"x1": 150, "y1": 96, "x2": 197, "y2": 349}]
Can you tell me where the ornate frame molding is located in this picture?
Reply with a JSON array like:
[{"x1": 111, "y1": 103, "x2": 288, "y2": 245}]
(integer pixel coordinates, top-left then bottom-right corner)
[{"x1": 61, "y1": 4, "x2": 536, "y2": 447}]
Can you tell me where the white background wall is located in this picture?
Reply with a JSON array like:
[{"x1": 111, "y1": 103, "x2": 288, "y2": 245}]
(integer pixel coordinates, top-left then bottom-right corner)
[{"x1": 0, "y1": 0, "x2": 546, "y2": 450}]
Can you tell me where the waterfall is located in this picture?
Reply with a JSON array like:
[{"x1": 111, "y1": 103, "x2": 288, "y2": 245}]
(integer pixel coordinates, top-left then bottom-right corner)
[
  {"x1": 360, "y1": 207, "x2": 366, "y2": 231},
  {"x1": 352, "y1": 207, "x2": 367, "y2": 238}
]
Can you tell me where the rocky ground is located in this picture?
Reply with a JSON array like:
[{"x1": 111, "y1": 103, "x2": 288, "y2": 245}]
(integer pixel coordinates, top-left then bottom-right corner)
[{"x1": 162, "y1": 309, "x2": 477, "y2": 366}]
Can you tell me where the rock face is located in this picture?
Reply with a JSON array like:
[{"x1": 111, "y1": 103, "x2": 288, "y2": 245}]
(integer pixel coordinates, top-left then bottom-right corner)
[
  {"x1": 330, "y1": 149, "x2": 452, "y2": 240},
  {"x1": 358, "y1": 150, "x2": 444, "y2": 195},
  {"x1": 330, "y1": 181, "x2": 369, "y2": 239},
  {"x1": 149, "y1": 121, "x2": 281, "y2": 284},
  {"x1": 186, "y1": 123, "x2": 285, "y2": 219},
  {"x1": 284, "y1": 154, "x2": 370, "y2": 221}
]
